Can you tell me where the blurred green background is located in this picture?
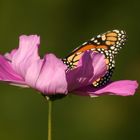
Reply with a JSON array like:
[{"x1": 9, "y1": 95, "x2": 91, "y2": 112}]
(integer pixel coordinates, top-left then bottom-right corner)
[{"x1": 0, "y1": 0, "x2": 140, "y2": 140}]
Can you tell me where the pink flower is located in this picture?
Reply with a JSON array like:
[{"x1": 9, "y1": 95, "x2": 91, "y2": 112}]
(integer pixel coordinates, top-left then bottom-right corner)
[{"x1": 0, "y1": 35, "x2": 138, "y2": 100}]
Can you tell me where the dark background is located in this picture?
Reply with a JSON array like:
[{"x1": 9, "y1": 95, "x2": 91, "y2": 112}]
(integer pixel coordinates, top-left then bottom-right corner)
[{"x1": 0, "y1": 0, "x2": 140, "y2": 140}]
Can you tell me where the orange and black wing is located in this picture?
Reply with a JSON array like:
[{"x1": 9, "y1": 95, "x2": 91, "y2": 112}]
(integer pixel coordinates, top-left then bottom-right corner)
[{"x1": 62, "y1": 30, "x2": 126, "y2": 87}]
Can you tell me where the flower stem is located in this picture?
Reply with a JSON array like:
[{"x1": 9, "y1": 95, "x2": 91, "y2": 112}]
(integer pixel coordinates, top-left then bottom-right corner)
[{"x1": 48, "y1": 100, "x2": 52, "y2": 140}]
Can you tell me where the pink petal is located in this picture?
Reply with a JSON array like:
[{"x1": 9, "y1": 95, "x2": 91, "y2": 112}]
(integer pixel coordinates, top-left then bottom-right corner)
[
  {"x1": 4, "y1": 48, "x2": 17, "y2": 61},
  {"x1": 25, "y1": 59, "x2": 43, "y2": 88},
  {"x1": 25, "y1": 53, "x2": 68, "y2": 95},
  {"x1": 75, "y1": 80, "x2": 139, "y2": 96},
  {"x1": 66, "y1": 51, "x2": 107, "y2": 91},
  {"x1": 12, "y1": 35, "x2": 40, "y2": 77},
  {"x1": 88, "y1": 51, "x2": 107, "y2": 82},
  {"x1": 0, "y1": 55, "x2": 26, "y2": 85}
]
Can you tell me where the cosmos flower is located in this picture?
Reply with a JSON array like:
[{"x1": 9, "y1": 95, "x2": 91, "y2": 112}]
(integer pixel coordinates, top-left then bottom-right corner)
[{"x1": 0, "y1": 35, "x2": 138, "y2": 100}]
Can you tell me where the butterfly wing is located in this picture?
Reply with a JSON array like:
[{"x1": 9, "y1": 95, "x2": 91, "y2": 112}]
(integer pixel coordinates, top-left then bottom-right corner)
[{"x1": 63, "y1": 30, "x2": 126, "y2": 87}]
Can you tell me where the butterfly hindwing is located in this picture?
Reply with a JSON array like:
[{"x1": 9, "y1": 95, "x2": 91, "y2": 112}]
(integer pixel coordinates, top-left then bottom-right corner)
[{"x1": 63, "y1": 30, "x2": 126, "y2": 87}]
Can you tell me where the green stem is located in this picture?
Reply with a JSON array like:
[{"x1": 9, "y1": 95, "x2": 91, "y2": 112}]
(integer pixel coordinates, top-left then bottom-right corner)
[{"x1": 48, "y1": 100, "x2": 52, "y2": 140}]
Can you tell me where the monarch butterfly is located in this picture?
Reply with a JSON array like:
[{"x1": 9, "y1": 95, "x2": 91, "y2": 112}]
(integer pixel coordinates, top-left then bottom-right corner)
[{"x1": 62, "y1": 30, "x2": 127, "y2": 87}]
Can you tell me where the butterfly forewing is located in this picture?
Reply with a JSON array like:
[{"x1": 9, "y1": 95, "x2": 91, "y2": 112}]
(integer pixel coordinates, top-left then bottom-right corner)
[{"x1": 63, "y1": 30, "x2": 127, "y2": 87}]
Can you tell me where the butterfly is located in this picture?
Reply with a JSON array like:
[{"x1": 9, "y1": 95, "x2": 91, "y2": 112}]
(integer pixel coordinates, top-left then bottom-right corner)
[{"x1": 62, "y1": 30, "x2": 127, "y2": 88}]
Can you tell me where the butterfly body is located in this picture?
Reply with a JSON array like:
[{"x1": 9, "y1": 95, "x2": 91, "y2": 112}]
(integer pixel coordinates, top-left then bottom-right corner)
[{"x1": 63, "y1": 30, "x2": 126, "y2": 87}]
